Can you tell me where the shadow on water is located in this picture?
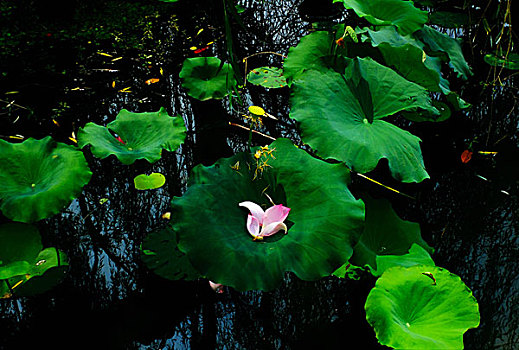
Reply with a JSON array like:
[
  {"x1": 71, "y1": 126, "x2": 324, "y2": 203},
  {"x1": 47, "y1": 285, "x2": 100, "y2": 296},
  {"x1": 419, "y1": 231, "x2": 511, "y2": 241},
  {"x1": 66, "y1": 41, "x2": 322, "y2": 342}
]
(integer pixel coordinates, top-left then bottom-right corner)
[{"x1": 0, "y1": 0, "x2": 518, "y2": 349}]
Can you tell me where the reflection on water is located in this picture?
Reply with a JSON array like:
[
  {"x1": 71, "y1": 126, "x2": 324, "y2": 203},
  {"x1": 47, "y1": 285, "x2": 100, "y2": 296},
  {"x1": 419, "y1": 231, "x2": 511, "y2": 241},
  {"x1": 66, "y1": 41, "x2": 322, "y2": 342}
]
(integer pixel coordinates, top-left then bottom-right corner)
[{"x1": 0, "y1": 0, "x2": 517, "y2": 349}]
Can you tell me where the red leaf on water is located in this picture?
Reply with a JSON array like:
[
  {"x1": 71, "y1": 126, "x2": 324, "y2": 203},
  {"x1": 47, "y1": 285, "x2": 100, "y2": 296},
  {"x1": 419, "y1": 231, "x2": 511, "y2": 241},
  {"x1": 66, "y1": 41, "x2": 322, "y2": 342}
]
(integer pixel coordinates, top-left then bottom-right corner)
[
  {"x1": 116, "y1": 136, "x2": 125, "y2": 144},
  {"x1": 194, "y1": 46, "x2": 209, "y2": 54},
  {"x1": 461, "y1": 150, "x2": 472, "y2": 163}
]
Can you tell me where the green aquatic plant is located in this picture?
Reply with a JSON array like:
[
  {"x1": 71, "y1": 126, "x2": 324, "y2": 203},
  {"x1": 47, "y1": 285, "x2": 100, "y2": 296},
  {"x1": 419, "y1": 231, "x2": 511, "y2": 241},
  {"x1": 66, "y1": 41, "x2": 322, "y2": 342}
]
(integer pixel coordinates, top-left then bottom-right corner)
[
  {"x1": 349, "y1": 196, "x2": 434, "y2": 276},
  {"x1": 289, "y1": 57, "x2": 437, "y2": 182},
  {"x1": 0, "y1": 223, "x2": 68, "y2": 298},
  {"x1": 365, "y1": 265, "x2": 480, "y2": 349},
  {"x1": 416, "y1": 25, "x2": 473, "y2": 79},
  {"x1": 246, "y1": 66, "x2": 287, "y2": 88},
  {"x1": 0, "y1": 136, "x2": 92, "y2": 223},
  {"x1": 171, "y1": 138, "x2": 364, "y2": 291},
  {"x1": 333, "y1": 0, "x2": 428, "y2": 36},
  {"x1": 134, "y1": 173, "x2": 166, "y2": 190},
  {"x1": 141, "y1": 227, "x2": 201, "y2": 281},
  {"x1": 179, "y1": 57, "x2": 237, "y2": 101},
  {"x1": 78, "y1": 108, "x2": 186, "y2": 165}
]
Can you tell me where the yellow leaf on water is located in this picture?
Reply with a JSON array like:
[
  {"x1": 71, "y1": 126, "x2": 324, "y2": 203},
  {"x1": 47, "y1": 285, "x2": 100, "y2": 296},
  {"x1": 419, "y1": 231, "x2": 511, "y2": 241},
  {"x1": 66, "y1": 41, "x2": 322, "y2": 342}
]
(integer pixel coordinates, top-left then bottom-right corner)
[
  {"x1": 249, "y1": 105, "x2": 266, "y2": 116},
  {"x1": 145, "y1": 78, "x2": 160, "y2": 85},
  {"x1": 97, "y1": 52, "x2": 113, "y2": 57}
]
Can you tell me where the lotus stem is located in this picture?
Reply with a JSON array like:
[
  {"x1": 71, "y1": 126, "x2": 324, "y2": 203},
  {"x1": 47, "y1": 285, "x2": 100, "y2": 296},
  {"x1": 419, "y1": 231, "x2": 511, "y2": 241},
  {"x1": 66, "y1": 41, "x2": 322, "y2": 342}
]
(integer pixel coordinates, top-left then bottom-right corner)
[{"x1": 229, "y1": 122, "x2": 276, "y2": 141}]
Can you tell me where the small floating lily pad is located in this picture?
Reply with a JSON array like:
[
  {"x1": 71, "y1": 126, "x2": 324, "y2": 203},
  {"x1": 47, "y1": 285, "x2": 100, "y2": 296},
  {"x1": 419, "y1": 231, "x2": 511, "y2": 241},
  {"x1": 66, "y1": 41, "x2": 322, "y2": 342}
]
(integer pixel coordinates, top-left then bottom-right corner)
[
  {"x1": 173, "y1": 138, "x2": 365, "y2": 291},
  {"x1": 78, "y1": 108, "x2": 186, "y2": 165},
  {"x1": 0, "y1": 137, "x2": 92, "y2": 223},
  {"x1": 365, "y1": 265, "x2": 480, "y2": 349},
  {"x1": 179, "y1": 57, "x2": 237, "y2": 101},
  {"x1": 247, "y1": 67, "x2": 287, "y2": 88},
  {"x1": 134, "y1": 173, "x2": 166, "y2": 190},
  {"x1": 0, "y1": 223, "x2": 69, "y2": 298}
]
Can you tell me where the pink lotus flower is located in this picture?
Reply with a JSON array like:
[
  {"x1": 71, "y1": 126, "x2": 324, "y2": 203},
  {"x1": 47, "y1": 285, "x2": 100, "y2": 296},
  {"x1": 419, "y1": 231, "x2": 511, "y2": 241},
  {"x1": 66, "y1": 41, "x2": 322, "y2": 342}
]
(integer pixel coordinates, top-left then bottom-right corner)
[
  {"x1": 239, "y1": 201, "x2": 291, "y2": 240},
  {"x1": 209, "y1": 281, "x2": 224, "y2": 294}
]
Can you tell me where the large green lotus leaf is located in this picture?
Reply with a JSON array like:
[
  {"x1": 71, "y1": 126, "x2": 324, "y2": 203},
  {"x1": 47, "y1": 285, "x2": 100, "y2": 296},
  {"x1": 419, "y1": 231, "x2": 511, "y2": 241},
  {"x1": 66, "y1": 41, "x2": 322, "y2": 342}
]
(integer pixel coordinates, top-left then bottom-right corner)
[
  {"x1": 247, "y1": 67, "x2": 287, "y2": 88},
  {"x1": 174, "y1": 138, "x2": 365, "y2": 291},
  {"x1": 0, "y1": 223, "x2": 42, "y2": 265},
  {"x1": 179, "y1": 57, "x2": 237, "y2": 101},
  {"x1": 373, "y1": 243, "x2": 434, "y2": 277},
  {"x1": 78, "y1": 108, "x2": 186, "y2": 165},
  {"x1": 141, "y1": 227, "x2": 201, "y2": 281},
  {"x1": 416, "y1": 26, "x2": 473, "y2": 79},
  {"x1": 0, "y1": 137, "x2": 92, "y2": 223},
  {"x1": 333, "y1": 0, "x2": 427, "y2": 36},
  {"x1": 283, "y1": 31, "x2": 337, "y2": 85},
  {"x1": 350, "y1": 197, "x2": 433, "y2": 273},
  {"x1": 0, "y1": 261, "x2": 32, "y2": 280},
  {"x1": 0, "y1": 224, "x2": 69, "y2": 297},
  {"x1": 363, "y1": 27, "x2": 442, "y2": 93},
  {"x1": 365, "y1": 265, "x2": 480, "y2": 349},
  {"x1": 290, "y1": 58, "x2": 436, "y2": 182},
  {"x1": 13, "y1": 248, "x2": 69, "y2": 297}
]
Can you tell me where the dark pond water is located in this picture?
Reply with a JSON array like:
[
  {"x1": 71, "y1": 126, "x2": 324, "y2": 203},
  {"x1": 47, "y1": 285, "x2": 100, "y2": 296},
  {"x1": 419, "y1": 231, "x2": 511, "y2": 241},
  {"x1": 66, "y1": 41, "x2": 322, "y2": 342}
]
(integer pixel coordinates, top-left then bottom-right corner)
[{"x1": 1, "y1": 0, "x2": 518, "y2": 349}]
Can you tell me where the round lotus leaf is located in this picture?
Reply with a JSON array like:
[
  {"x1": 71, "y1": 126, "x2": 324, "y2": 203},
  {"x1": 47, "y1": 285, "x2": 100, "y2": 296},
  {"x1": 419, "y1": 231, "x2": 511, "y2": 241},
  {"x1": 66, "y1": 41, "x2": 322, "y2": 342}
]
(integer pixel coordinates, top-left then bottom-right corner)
[
  {"x1": 173, "y1": 138, "x2": 365, "y2": 291},
  {"x1": 290, "y1": 57, "x2": 437, "y2": 183},
  {"x1": 141, "y1": 227, "x2": 201, "y2": 281},
  {"x1": 134, "y1": 173, "x2": 166, "y2": 190},
  {"x1": 78, "y1": 108, "x2": 186, "y2": 165},
  {"x1": 350, "y1": 196, "x2": 433, "y2": 274},
  {"x1": 333, "y1": 0, "x2": 427, "y2": 36},
  {"x1": 0, "y1": 137, "x2": 92, "y2": 223},
  {"x1": 179, "y1": 57, "x2": 237, "y2": 101},
  {"x1": 247, "y1": 67, "x2": 287, "y2": 88},
  {"x1": 365, "y1": 265, "x2": 480, "y2": 349}
]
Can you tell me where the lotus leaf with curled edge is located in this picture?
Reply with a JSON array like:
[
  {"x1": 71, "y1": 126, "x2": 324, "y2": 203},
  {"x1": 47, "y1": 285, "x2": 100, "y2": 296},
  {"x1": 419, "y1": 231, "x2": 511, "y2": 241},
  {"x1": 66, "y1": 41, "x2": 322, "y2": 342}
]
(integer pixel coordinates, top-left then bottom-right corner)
[
  {"x1": 0, "y1": 223, "x2": 69, "y2": 298},
  {"x1": 77, "y1": 108, "x2": 186, "y2": 165},
  {"x1": 289, "y1": 57, "x2": 438, "y2": 183},
  {"x1": 0, "y1": 136, "x2": 92, "y2": 223},
  {"x1": 333, "y1": 0, "x2": 428, "y2": 36},
  {"x1": 365, "y1": 265, "x2": 480, "y2": 349},
  {"x1": 172, "y1": 138, "x2": 365, "y2": 291},
  {"x1": 349, "y1": 196, "x2": 434, "y2": 275}
]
